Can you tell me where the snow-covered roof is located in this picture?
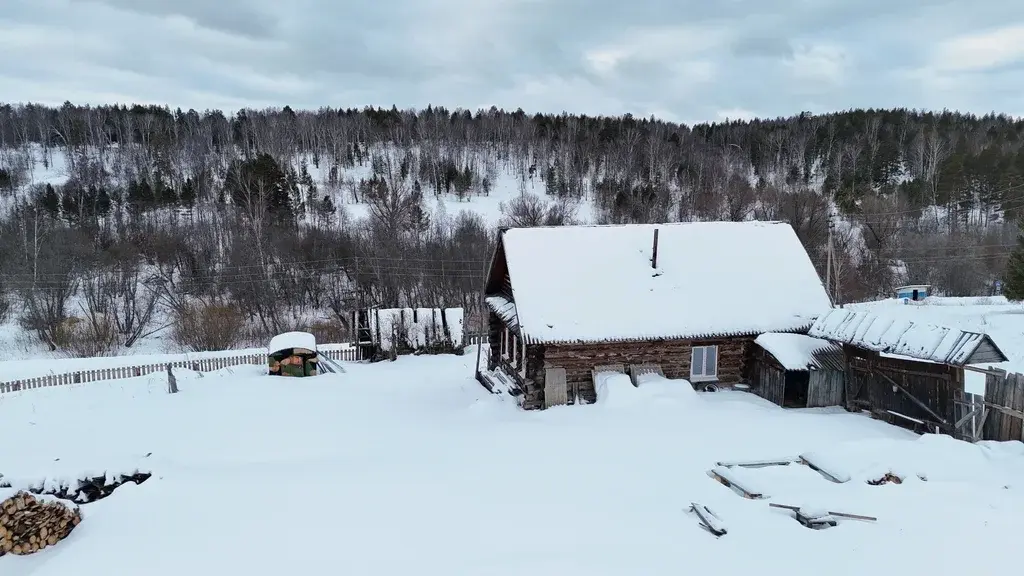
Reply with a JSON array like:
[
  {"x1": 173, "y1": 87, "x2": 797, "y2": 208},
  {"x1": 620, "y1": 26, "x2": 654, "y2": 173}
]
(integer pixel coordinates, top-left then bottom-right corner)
[
  {"x1": 489, "y1": 221, "x2": 833, "y2": 344},
  {"x1": 754, "y1": 333, "x2": 841, "y2": 371},
  {"x1": 808, "y1": 308, "x2": 1007, "y2": 366},
  {"x1": 268, "y1": 331, "x2": 317, "y2": 354}
]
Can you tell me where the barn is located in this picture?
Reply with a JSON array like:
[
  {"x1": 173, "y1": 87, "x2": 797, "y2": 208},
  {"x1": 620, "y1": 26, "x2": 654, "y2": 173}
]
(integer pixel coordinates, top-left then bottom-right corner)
[
  {"x1": 475, "y1": 221, "x2": 834, "y2": 409},
  {"x1": 808, "y1": 307, "x2": 1008, "y2": 434},
  {"x1": 750, "y1": 332, "x2": 846, "y2": 408}
]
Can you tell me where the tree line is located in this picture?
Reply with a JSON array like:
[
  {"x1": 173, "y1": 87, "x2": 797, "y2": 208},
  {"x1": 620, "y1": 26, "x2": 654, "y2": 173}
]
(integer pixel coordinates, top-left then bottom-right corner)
[{"x1": 0, "y1": 102, "x2": 1022, "y2": 355}]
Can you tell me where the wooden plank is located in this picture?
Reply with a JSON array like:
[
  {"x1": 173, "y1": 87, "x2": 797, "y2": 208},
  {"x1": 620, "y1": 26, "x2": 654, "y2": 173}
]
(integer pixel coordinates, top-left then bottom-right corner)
[
  {"x1": 715, "y1": 458, "x2": 796, "y2": 469},
  {"x1": 798, "y1": 454, "x2": 851, "y2": 483},
  {"x1": 707, "y1": 467, "x2": 767, "y2": 499},
  {"x1": 768, "y1": 503, "x2": 877, "y2": 522},
  {"x1": 689, "y1": 503, "x2": 727, "y2": 537}
]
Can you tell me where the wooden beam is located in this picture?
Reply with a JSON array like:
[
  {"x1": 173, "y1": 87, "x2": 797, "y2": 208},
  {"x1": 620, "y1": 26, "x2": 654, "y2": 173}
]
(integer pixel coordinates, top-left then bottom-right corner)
[
  {"x1": 876, "y1": 370, "x2": 949, "y2": 425},
  {"x1": 954, "y1": 406, "x2": 983, "y2": 431},
  {"x1": 963, "y1": 365, "x2": 1004, "y2": 376}
]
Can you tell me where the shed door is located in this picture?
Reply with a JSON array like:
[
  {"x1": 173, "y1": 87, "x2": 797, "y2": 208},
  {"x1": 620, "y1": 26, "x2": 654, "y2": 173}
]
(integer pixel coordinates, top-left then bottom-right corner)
[{"x1": 545, "y1": 367, "x2": 568, "y2": 408}]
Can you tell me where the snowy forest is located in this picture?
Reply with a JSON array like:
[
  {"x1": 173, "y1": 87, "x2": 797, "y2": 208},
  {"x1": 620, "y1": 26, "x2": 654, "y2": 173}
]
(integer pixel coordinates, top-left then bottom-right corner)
[{"x1": 0, "y1": 102, "x2": 1022, "y2": 355}]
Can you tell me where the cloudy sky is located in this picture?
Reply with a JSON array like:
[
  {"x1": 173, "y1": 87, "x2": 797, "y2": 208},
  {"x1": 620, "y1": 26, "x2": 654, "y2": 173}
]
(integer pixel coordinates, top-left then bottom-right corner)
[{"x1": 1, "y1": 0, "x2": 1022, "y2": 124}]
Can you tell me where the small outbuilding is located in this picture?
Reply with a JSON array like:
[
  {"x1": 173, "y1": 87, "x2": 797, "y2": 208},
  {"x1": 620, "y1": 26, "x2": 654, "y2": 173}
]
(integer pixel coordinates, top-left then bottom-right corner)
[
  {"x1": 750, "y1": 332, "x2": 846, "y2": 408},
  {"x1": 808, "y1": 308, "x2": 1008, "y2": 434},
  {"x1": 268, "y1": 331, "x2": 319, "y2": 377}
]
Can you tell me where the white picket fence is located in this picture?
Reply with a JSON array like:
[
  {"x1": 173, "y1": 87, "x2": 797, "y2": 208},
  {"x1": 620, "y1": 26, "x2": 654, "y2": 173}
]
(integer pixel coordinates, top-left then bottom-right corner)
[{"x1": 0, "y1": 346, "x2": 361, "y2": 394}]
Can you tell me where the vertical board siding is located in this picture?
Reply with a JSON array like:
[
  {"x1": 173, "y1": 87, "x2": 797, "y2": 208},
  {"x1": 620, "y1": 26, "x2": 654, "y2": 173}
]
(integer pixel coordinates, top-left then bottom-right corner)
[
  {"x1": 544, "y1": 367, "x2": 568, "y2": 408},
  {"x1": 806, "y1": 370, "x2": 845, "y2": 408},
  {"x1": 984, "y1": 370, "x2": 1024, "y2": 442},
  {"x1": 756, "y1": 363, "x2": 786, "y2": 407}
]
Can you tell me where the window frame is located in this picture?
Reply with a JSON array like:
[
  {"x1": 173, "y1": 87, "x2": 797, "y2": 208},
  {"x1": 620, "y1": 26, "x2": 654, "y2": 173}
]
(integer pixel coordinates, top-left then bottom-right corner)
[{"x1": 690, "y1": 345, "x2": 719, "y2": 382}]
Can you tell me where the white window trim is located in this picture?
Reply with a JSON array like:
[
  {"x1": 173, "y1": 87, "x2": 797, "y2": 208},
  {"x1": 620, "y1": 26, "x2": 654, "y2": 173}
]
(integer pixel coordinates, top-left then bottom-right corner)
[
  {"x1": 519, "y1": 337, "x2": 527, "y2": 378},
  {"x1": 501, "y1": 327, "x2": 510, "y2": 359},
  {"x1": 690, "y1": 345, "x2": 719, "y2": 382}
]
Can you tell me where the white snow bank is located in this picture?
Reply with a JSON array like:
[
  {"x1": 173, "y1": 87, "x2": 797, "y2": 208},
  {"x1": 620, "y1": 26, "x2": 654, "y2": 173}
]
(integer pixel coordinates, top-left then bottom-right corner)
[
  {"x1": 754, "y1": 332, "x2": 838, "y2": 370},
  {"x1": 635, "y1": 373, "x2": 699, "y2": 403},
  {"x1": 594, "y1": 372, "x2": 638, "y2": 407},
  {"x1": 268, "y1": 331, "x2": 316, "y2": 354}
]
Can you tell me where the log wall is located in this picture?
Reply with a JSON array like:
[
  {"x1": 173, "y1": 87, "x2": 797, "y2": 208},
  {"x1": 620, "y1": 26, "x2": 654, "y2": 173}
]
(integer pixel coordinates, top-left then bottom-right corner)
[{"x1": 528, "y1": 336, "x2": 753, "y2": 409}]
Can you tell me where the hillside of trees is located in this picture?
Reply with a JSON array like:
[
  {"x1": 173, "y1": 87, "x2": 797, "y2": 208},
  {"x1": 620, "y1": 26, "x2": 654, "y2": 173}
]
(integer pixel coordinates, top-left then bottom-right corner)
[{"x1": 0, "y1": 102, "x2": 1023, "y2": 355}]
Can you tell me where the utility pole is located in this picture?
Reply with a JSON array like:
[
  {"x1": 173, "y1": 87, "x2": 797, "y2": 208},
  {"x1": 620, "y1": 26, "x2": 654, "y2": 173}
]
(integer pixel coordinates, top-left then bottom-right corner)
[{"x1": 826, "y1": 218, "x2": 834, "y2": 303}]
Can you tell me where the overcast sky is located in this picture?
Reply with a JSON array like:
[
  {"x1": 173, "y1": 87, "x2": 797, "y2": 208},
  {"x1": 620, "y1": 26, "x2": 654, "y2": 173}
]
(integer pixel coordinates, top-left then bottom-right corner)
[{"x1": 1, "y1": 0, "x2": 1022, "y2": 124}]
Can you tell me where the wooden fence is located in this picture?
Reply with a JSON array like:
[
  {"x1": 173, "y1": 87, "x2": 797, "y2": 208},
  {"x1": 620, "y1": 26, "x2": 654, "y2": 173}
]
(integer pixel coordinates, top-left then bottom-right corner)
[
  {"x1": 0, "y1": 347, "x2": 360, "y2": 394},
  {"x1": 953, "y1": 368, "x2": 1024, "y2": 442},
  {"x1": 466, "y1": 333, "x2": 487, "y2": 346}
]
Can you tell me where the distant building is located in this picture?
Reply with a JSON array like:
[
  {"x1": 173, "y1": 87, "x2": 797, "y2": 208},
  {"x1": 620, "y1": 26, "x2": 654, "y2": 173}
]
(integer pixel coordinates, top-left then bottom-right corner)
[
  {"x1": 476, "y1": 221, "x2": 833, "y2": 409},
  {"x1": 895, "y1": 284, "x2": 930, "y2": 302}
]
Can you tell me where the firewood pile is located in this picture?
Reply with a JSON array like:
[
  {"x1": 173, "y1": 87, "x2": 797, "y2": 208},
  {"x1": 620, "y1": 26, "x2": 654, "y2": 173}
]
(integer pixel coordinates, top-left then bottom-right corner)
[{"x1": 0, "y1": 491, "x2": 81, "y2": 556}]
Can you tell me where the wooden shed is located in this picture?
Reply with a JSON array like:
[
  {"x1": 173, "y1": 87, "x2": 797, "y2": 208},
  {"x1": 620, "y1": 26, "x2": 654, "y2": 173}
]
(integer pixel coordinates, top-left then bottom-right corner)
[
  {"x1": 809, "y1": 308, "x2": 1008, "y2": 434},
  {"x1": 750, "y1": 332, "x2": 845, "y2": 408},
  {"x1": 474, "y1": 221, "x2": 834, "y2": 410}
]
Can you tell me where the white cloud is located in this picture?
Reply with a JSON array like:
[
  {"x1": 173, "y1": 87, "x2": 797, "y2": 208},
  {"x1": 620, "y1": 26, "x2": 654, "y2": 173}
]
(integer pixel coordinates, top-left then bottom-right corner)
[
  {"x1": 0, "y1": 0, "x2": 1022, "y2": 122},
  {"x1": 930, "y1": 24, "x2": 1024, "y2": 73},
  {"x1": 784, "y1": 43, "x2": 848, "y2": 85}
]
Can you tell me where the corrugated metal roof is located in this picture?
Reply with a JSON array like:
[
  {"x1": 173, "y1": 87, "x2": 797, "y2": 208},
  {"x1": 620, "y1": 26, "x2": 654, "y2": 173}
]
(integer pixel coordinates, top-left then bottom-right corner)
[
  {"x1": 808, "y1": 308, "x2": 1005, "y2": 367},
  {"x1": 754, "y1": 332, "x2": 842, "y2": 371}
]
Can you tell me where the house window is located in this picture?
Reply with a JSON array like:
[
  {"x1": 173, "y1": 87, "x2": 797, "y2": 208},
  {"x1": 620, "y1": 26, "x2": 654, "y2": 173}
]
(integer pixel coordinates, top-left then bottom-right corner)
[
  {"x1": 501, "y1": 327, "x2": 511, "y2": 359},
  {"x1": 690, "y1": 345, "x2": 718, "y2": 381}
]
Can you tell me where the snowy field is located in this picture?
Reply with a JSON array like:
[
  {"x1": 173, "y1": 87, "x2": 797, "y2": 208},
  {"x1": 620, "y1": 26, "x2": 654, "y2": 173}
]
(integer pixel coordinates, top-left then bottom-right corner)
[{"x1": 3, "y1": 348, "x2": 1024, "y2": 575}]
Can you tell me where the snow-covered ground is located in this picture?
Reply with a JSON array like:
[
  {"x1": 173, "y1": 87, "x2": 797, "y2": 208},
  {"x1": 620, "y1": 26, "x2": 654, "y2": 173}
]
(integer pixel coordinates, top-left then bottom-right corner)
[{"x1": 3, "y1": 348, "x2": 1023, "y2": 575}]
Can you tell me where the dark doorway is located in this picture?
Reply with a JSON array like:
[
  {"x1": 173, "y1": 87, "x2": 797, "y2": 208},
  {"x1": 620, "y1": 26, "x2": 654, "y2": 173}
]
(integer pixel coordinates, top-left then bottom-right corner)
[{"x1": 783, "y1": 371, "x2": 810, "y2": 407}]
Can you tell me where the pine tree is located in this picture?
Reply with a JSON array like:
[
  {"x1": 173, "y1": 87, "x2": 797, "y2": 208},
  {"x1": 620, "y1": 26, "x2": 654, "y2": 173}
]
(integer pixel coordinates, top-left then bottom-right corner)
[{"x1": 1003, "y1": 224, "x2": 1024, "y2": 301}]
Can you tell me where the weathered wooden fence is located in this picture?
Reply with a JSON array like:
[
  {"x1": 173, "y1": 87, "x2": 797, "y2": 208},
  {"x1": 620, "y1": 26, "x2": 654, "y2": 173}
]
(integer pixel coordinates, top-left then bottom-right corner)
[
  {"x1": 0, "y1": 347, "x2": 360, "y2": 394},
  {"x1": 953, "y1": 369, "x2": 1024, "y2": 442}
]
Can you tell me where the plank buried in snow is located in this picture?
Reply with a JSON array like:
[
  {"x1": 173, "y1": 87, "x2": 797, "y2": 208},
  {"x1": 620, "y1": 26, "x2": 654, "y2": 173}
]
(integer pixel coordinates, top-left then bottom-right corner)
[
  {"x1": 769, "y1": 502, "x2": 877, "y2": 522},
  {"x1": 715, "y1": 458, "x2": 796, "y2": 469},
  {"x1": 707, "y1": 467, "x2": 767, "y2": 499},
  {"x1": 797, "y1": 454, "x2": 851, "y2": 484},
  {"x1": 795, "y1": 509, "x2": 837, "y2": 529},
  {"x1": 689, "y1": 503, "x2": 727, "y2": 537}
]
